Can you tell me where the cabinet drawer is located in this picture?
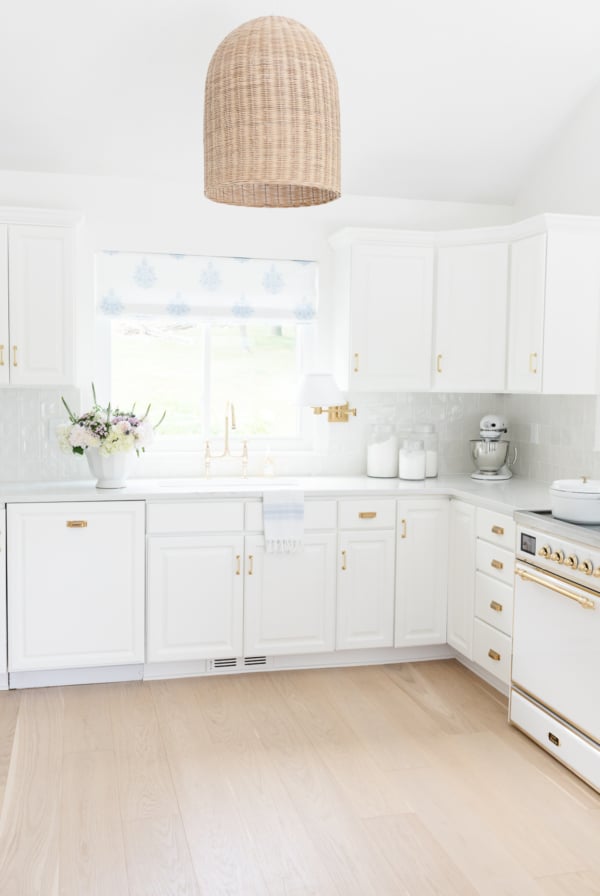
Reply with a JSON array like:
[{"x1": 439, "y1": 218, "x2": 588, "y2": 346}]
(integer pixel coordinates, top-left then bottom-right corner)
[
  {"x1": 338, "y1": 499, "x2": 396, "y2": 529},
  {"x1": 472, "y1": 618, "x2": 512, "y2": 685},
  {"x1": 476, "y1": 507, "x2": 515, "y2": 550},
  {"x1": 475, "y1": 572, "x2": 514, "y2": 636},
  {"x1": 510, "y1": 690, "x2": 600, "y2": 793},
  {"x1": 476, "y1": 540, "x2": 514, "y2": 586},
  {"x1": 245, "y1": 499, "x2": 336, "y2": 532},
  {"x1": 147, "y1": 501, "x2": 244, "y2": 534}
]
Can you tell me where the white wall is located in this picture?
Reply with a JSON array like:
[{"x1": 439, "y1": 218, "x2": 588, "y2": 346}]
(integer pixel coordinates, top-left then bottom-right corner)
[
  {"x1": 514, "y1": 81, "x2": 600, "y2": 217},
  {"x1": 0, "y1": 169, "x2": 513, "y2": 480}
]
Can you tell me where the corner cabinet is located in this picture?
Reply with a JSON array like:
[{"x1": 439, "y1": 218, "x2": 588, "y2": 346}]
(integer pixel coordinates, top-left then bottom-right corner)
[
  {"x1": 330, "y1": 231, "x2": 434, "y2": 392},
  {"x1": 7, "y1": 502, "x2": 145, "y2": 673},
  {"x1": 0, "y1": 212, "x2": 79, "y2": 386},
  {"x1": 433, "y1": 241, "x2": 508, "y2": 392},
  {"x1": 446, "y1": 500, "x2": 476, "y2": 659}
]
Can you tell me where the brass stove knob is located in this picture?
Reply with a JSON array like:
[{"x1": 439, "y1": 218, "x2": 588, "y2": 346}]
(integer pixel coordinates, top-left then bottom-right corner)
[
  {"x1": 563, "y1": 555, "x2": 578, "y2": 569},
  {"x1": 550, "y1": 550, "x2": 564, "y2": 563},
  {"x1": 593, "y1": 567, "x2": 600, "y2": 578},
  {"x1": 578, "y1": 560, "x2": 593, "y2": 575},
  {"x1": 537, "y1": 546, "x2": 551, "y2": 558}
]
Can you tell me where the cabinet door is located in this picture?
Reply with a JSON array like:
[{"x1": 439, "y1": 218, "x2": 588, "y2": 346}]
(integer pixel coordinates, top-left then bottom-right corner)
[
  {"x1": 337, "y1": 530, "x2": 395, "y2": 650},
  {"x1": 434, "y1": 242, "x2": 508, "y2": 392},
  {"x1": 0, "y1": 226, "x2": 8, "y2": 385},
  {"x1": 507, "y1": 233, "x2": 546, "y2": 393},
  {"x1": 395, "y1": 499, "x2": 449, "y2": 647},
  {"x1": 8, "y1": 225, "x2": 74, "y2": 385},
  {"x1": 0, "y1": 510, "x2": 6, "y2": 680},
  {"x1": 244, "y1": 533, "x2": 336, "y2": 656},
  {"x1": 446, "y1": 500, "x2": 476, "y2": 659},
  {"x1": 147, "y1": 534, "x2": 243, "y2": 662},
  {"x1": 7, "y1": 502, "x2": 145, "y2": 672},
  {"x1": 349, "y1": 245, "x2": 434, "y2": 391}
]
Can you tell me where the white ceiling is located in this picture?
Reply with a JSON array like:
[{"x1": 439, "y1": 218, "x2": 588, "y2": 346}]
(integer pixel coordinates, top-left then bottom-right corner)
[{"x1": 2, "y1": 0, "x2": 600, "y2": 204}]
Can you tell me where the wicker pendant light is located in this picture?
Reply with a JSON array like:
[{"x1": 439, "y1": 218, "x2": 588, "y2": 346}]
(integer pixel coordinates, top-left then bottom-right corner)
[{"x1": 204, "y1": 16, "x2": 341, "y2": 208}]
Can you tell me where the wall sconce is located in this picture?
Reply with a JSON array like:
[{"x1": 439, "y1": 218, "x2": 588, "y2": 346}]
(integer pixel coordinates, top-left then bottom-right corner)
[{"x1": 297, "y1": 373, "x2": 357, "y2": 423}]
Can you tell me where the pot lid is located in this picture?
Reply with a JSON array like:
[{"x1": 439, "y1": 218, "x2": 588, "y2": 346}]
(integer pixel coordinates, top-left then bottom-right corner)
[{"x1": 550, "y1": 477, "x2": 600, "y2": 494}]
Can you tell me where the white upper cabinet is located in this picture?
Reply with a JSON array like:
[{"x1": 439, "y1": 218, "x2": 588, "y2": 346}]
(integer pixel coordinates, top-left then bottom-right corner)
[
  {"x1": 507, "y1": 233, "x2": 546, "y2": 393},
  {"x1": 433, "y1": 242, "x2": 509, "y2": 392},
  {"x1": 331, "y1": 231, "x2": 434, "y2": 392},
  {"x1": 8, "y1": 224, "x2": 74, "y2": 385}
]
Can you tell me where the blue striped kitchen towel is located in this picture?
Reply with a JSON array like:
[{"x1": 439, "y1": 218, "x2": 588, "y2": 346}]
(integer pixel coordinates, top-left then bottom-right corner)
[{"x1": 263, "y1": 489, "x2": 305, "y2": 553}]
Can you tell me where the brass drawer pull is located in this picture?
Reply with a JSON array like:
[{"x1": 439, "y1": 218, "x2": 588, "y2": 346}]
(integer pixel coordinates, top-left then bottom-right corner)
[
  {"x1": 353, "y1": 352, "x2": 359, "y2": 373},
  {"x1": 248, "y1": 554, "x2": 254, "y2": 576},
  {"x1": 488, "y1": 648, "x2": 501, "y2": 662},
  {"x1": 490, "y1": 600, "x2": 503, "y2": 613},
  {"x1": 235, "y1": 554, "x2": 241, "y2": 576},
  {"x1": 491, "y1": 525, "x2": 504, "y2": 536},
  {"x1": 66, "y1": 520, "x2": 87, "y2": 528},
  {"x1": 358, "y1": 511, "x2": 376, "y2": 519},
  {"x1": 341, "y1": 550, "x2": 347, "y2": 571},
  {"x1": 491, "y1": 559, "x2": 503, "y2": 570},
  {"x1": 548, "y1": 732, "x2": 560, "y2": 747}
]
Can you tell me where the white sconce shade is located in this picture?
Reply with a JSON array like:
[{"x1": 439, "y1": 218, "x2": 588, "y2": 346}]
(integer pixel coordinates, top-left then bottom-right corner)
[{"x1": 297, "y1": 373, "x2": 344, "y2": 407}]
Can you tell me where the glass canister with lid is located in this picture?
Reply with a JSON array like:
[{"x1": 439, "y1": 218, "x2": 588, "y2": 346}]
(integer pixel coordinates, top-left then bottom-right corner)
[
  {"x1": 367, "y1": 423, "x2": 399, "y2": 478},
  {"x1": 398, "y1": 438, "x2": 426, "y2": 480},
  {"x1": 413, "y1": 423, "x2": 438, "y2": 478}
]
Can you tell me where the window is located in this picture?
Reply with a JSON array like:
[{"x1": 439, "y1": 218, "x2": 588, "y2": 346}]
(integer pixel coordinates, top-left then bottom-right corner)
[{"x1": 97, "y1": 252, "x2": 317, "y2": 450}]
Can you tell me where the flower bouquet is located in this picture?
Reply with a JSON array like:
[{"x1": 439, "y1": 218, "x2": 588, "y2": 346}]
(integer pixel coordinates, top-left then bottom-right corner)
[{"x1": 58, "y1": 385, "x2": 165, "y2": 488}]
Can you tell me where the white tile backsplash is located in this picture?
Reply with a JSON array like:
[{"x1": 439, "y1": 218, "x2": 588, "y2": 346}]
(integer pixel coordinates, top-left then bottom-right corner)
[{"x1": 2, "y1": 387, "x2": 598, "y2": 485}]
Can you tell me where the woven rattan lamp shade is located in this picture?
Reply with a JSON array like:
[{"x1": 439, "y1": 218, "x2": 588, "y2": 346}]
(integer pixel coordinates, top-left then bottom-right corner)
[{"x1": 204, "y1": 16, "x2": 340, "y2": 208}]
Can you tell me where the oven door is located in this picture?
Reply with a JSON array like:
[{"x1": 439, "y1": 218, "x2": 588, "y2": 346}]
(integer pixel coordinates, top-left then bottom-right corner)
[{"x1": 513, "y1": 563, "x2": 600, "y2": 745}]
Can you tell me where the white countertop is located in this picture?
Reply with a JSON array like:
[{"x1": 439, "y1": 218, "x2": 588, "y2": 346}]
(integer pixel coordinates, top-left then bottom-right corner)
[{"x1": 0, "y1": 475, "x2": 552, "y2": 516}]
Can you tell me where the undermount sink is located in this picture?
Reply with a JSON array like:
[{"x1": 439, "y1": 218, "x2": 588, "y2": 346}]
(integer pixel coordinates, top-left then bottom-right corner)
[{"x1": 158, "y1": 478, "x2": 299, "y2": 490}]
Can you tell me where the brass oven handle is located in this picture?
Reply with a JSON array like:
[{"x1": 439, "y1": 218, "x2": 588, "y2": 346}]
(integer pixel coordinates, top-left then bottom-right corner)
[
  {"x1": 491, "y1": 559, "x2": 503, "y2": 570},
  {"x1": 491, "y1": 525, "x2": 504, "y2": 536},
  {"x1": 488, "y1": 649, "x2": 501, "y2": 662},
  {"x1": 66, "y1": 520, "x2": 87, "y2": 528},
  {"x1": 353, "y1": 353, "x2": 359, "y2": 373},
  {"x1": 490, "y1": 600, "x2": 503, "y2": 613},
  {"x1": 248, "y1": 554, "x2": 254, "y2": 576},
  {"x1": 341, "y1": 550, "x2": 347, "y2": 571},
  {"x1": 358, "y1": 511, "x2": 376, "y2": 519},
  {"x1": 515, "y1": 568, "x2": 596, "y2": 609}
]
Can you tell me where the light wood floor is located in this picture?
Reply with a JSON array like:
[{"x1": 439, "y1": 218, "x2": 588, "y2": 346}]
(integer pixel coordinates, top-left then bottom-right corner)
[{"x1": 0, "y1": 660, "x2": 598, "y2": 896}]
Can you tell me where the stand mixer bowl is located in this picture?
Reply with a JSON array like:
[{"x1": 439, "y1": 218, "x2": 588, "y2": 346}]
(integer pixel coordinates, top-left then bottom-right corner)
[{"x1": 470, "y1": 439, "x2": 510, "y2": 473}]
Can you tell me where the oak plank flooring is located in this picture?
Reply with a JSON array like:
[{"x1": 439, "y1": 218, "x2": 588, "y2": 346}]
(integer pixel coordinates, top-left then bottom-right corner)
[{"x1": 0, "y1": 658, "x2": 598, "y2": 895}]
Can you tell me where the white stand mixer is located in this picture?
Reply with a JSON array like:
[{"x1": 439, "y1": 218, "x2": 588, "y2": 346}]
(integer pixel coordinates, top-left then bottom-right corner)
[{"x1": 470, "y1": 414, "x2": 517, "y2": 481}]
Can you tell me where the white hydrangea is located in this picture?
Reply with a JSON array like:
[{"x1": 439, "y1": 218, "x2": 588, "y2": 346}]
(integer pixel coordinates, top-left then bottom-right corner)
[
  {"x1": 68, "y1": 425, "x2": 101, "y2": 450},
  {"x1": 99, "y1": 429, "x2": 136, "y2": 456},
  {"x1": 56, "y1": 423, "x2": 73, "y2": 454},
  {"x1": 134, "y1": 420, "x2": 154, "y2": 450}
]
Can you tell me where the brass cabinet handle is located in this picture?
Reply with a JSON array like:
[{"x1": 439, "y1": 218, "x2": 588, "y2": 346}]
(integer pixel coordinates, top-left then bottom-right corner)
[
  {"x1": 529, "y1": 352, "x2": 538, "y2": 374},
  {"x1": 490, "y1": 600, "x2": 503, "y2": 613},
  {"x1": 491, "y1": 559, "x2": 503, "y2": 570},
  {"x1": 515, "y1": 568, "x2": 596, "y2": 609},
  {"x1": 0, "y1": 344, "x2": 4, "y2": 366},
  {"x1": 12, "y1": 345, "x2": 17, "y2": 367},
  {"x1": 358, "y1": 511, "x2": 376, "y2": 519},
  {"x1": 341, "y1": 550, "x2": 347, "y2": 571},
  {"x1": 436, "y1": 353, "x2": 442, "y2": 373},
  {"x1": 248, "y1": 554, "x2": 254, "y2": 576},
  {"x1": 491, "y1": 525, "x2": 504, "y2": 536},
  {"x1": 401, "y1": 518, "x2": 407, "y2": 539},
  {"x1": 235, "y1": 554, "x2": 241, "y2": 576},
  {"x1": 66, "y1": 520, "x2": 87, "y2": 528},
  {"x1": 488, "y1": 649, "x2": 501, "y2": 662},
  {"x1": 353, "y1": 352, "x2": 359, "y2": 373}
]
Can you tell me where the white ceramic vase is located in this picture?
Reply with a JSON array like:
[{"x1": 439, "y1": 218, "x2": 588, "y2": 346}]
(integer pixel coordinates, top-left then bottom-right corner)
[{"x1": 86, "y1": 447, "x2": 134, "y2": 489}]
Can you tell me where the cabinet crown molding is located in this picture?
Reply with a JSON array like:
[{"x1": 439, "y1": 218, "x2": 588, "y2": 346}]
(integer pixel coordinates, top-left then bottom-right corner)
[{"x1": 0, "y1": 207, "x2": 83, "y2": 227}]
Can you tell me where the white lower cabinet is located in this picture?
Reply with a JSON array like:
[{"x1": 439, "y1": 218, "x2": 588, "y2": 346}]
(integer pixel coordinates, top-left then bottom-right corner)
[
  {"x1": 395, "y1": 498, "x2": 449, "y2": 647},
  {"x1": 336, "y1": 529, "x2": 395, "y2": 650},
  {"x1": 7, "y1": 501, "x2": 145, "y2": 672},
  {"x1": 243, "y1": 533, "x2": 336, "y2": 656},
  {"x1": 147, "y1": 534, "x2": 243, "y2": 662},
  {"x1": 0, "y1": 510, "x2": 6, "y2": 684},
  {"x1": 446, "y1": 500, "x2": 476, "y2": 659}
]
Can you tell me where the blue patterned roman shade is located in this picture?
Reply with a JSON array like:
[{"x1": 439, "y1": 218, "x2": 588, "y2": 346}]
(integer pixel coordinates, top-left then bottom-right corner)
[{"x1": 96, "y1": 251, "x2": 318, "y2": 323}]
